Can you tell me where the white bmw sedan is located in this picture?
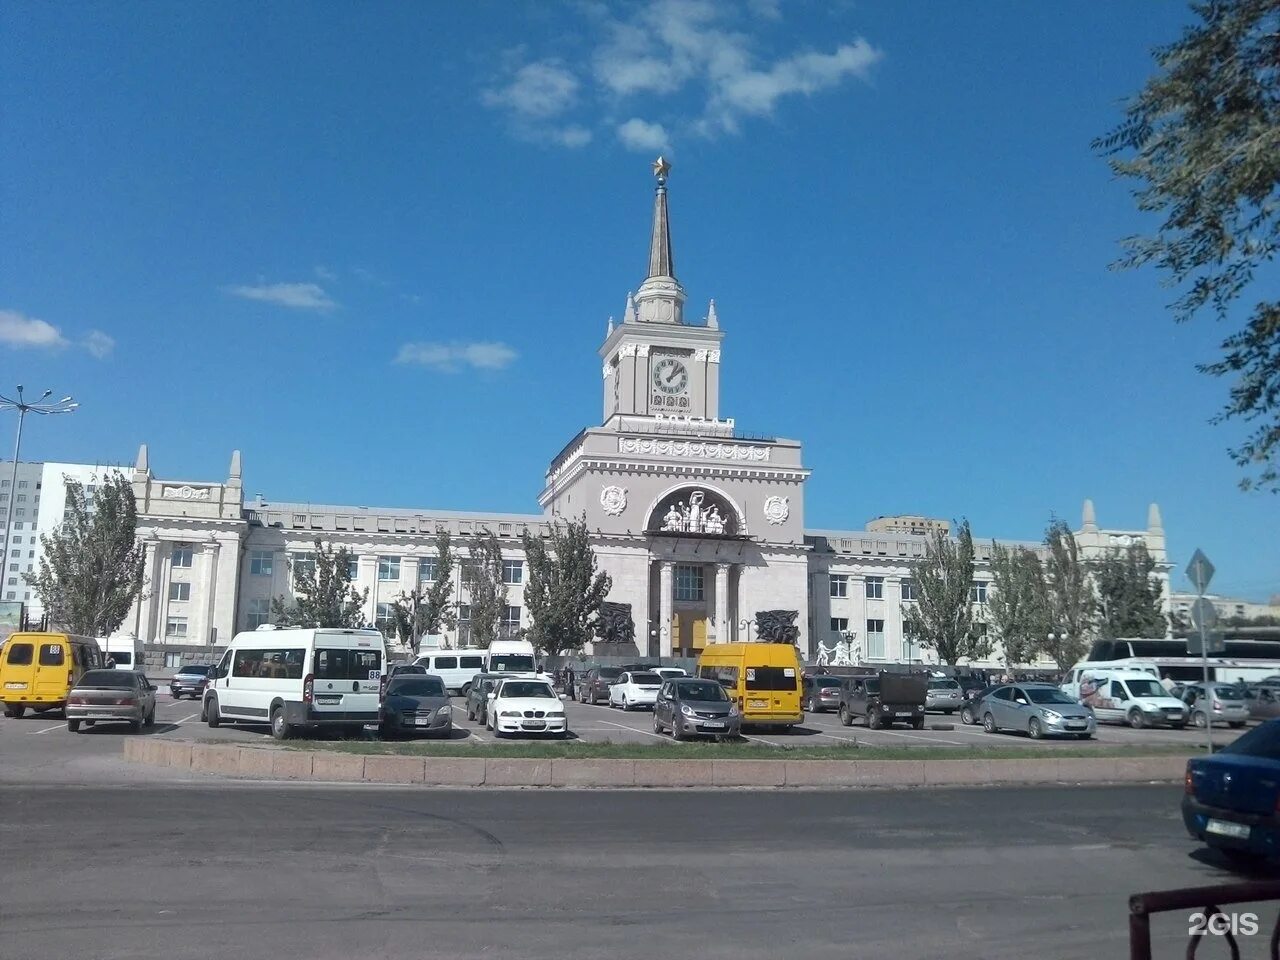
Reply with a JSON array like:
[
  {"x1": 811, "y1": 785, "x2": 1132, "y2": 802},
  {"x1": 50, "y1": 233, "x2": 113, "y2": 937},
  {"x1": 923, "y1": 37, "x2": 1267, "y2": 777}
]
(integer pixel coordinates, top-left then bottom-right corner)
[
  {"x1": 608, "y1": 670, "x2": 663, "y2": 711},
  {"x1": 487, "y1": 678, "x2": 569, "y2": 738}
]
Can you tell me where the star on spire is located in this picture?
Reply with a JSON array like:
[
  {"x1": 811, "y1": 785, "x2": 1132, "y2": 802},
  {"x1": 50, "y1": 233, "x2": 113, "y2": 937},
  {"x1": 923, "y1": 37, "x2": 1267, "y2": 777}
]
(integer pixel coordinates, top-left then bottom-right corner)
[{"x1": 652, "y1": 155, "x2": 671, "y2": 185}]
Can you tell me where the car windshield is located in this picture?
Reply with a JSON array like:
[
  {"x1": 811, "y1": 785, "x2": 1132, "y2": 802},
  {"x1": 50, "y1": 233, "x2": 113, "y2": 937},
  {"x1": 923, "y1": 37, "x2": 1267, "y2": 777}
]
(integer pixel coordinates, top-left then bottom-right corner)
[
  {"x1": 676, "y1": 681, "x2": 729, "y2": 701},
  {"x1": 929, "y1": 680, "x2": 960, "y2": 690},
  {"x1": 388, "y1": 678, "x2": 446, "y2": 697},
  {"x1": 863, "y1": 679, "x2": 880, "y2": 694},
  {"x1": 178, "y1": 664, "x2": 212, "y2": 676},
  {"x1": 78, "y1": 670, "x2": 136, "y2": 688},
  {"x1": 631, "y1": 672, "x2": 661, "y2": 685},
  {"x1": 489, "y1": 654, "x2": 536, "y2": 673},
  {"x1": 1125, "y1": 679, "x2": 1166, "y2": 698},
  {"x1": 814, "y1": 677, "x2": 843, "y2": 689},
  {"x1": 597, "y1": 667, "x2": 623, "y2": 680},
  {"x1": 1026, "y1": 688, "x2": 1077, "y2": 705},
  {"x1": 1214, "y1": 686, "x2": 1245, "y2": 700},
  {"x1": 502, "y1": 682, "x2": 555, "y2": 699},
  {"x1": 393, "y1": 664, "x2": 428, "y2": 675}
]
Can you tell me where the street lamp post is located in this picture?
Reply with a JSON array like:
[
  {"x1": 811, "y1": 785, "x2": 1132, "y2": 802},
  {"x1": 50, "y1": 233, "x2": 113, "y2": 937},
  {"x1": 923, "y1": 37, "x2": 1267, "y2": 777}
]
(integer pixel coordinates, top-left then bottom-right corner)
[
  {"x1": 738, "y1": 617, "x2": 753, "y2": 643},
  {"x1": 0, "y1": 386, "x2": 78, "y2": 606}
]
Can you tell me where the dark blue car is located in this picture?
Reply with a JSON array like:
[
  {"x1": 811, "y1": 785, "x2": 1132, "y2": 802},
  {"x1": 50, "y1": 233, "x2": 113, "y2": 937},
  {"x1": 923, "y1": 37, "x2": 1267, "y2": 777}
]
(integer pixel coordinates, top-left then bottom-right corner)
[{"x1": 1183, "y1": 720, "x2": 1280, "y2": 863}]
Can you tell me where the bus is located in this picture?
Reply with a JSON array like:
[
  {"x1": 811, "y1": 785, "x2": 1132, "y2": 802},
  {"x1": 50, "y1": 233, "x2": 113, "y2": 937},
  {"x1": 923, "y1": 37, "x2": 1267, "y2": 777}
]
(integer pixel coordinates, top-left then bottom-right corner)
[{"x1": 1062, "y1": 638, "x2": 1280, "y2": 693}]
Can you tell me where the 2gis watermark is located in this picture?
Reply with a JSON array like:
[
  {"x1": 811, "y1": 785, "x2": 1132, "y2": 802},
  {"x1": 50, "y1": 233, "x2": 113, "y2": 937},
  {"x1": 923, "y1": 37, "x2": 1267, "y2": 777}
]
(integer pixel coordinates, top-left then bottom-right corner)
[{"x1": 1189, "y1": 911, "x2": 1260, "y2": 937}]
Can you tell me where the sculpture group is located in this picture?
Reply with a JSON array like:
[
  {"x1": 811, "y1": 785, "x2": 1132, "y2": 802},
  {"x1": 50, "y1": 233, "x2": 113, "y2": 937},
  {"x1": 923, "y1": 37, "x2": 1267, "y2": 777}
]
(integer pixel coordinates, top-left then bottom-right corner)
[
  {"x1": 594, "y1": 601, "x2": 636, "y2": 646},
  {"x1": 660, "y1": 490, "x2": 728, "y2": 535},
  {"x1": 754, "y1": 609, "x2": 800, "y2": 644}
]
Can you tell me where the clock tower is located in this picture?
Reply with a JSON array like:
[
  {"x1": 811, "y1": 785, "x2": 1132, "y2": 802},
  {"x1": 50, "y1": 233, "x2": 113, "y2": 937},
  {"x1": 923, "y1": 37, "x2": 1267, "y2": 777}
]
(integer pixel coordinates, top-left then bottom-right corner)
[{"x1": 600, "y1": 157, "x2": 724, "y2": 425}]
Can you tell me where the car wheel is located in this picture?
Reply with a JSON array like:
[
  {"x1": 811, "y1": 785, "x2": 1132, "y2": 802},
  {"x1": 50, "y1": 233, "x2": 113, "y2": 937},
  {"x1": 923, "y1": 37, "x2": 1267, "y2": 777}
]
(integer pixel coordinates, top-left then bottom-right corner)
[
  {"x1": 960, "y1": 706, "x2": 975, "y2": 725},
  {"x1": 867, "y1": 710, "x2": 880, "y2": 730},
  {"x1": 270, "y1": 706, "x2": 291, "y2": 741},
  {"x1": 671, "y1": 717, "x2": 685, "y2": 741},
  {"x1": 145, "y1": 706, "x2": 155, "y2": 728},
  {"x1": 2, "y1": 705, "x2": 16, "y2": 718},
  {"x1": 205, "y1": 695, "x2": 221, "y2": 728},
  {"x1": 839, "y1": 705, "x2": 852, "y2": 727},
  {"x1": 943, "y1": 709, "x2": 954, "y2": 715},
  {"x1": 1128, "y1": 709, "x2": 1146, "y2": 729},
  {"x1": 493, "y1": 726, "x2": 506, "y2": 739},
  {"x1": 130, "y1": 717, "x2": 143, "y2": 732},
  {"x1": 622, "y1": 696, "x2": 630, "y2": 712},
  {"x1": 982, "y1": 713, "x2": 997, "y2": 734},
  {"x1": 8, "y1": 705, "x2": 25, "y2": 719},
  {"x1": 1169, "y1": 721, "x2": 1187, "y2": 729},
  {"x1": 460, "y1": 683, "x2": 471, "y2": 698},
  {"x1": 1193, "y1": 711, "x2": 1209, "y2": 728},
  {"x1": 1230, "y1": 722, "x2": 1246, "y2": 729},
  {"x1": 466, "y1": 704, "x2": 475, "y2": 721},
  {"x1": 67, "y1": 719, "x2": 80, "y2": 732},
  {"x1": 1028, "y1": 718, "x2": 1043, "y2": 740},
  {"x1": 652, "y1": 712, "x2": 663, "y2": 734},
  {"x1": 912, "y1": 718, "x2": 925, "y2": 730}
]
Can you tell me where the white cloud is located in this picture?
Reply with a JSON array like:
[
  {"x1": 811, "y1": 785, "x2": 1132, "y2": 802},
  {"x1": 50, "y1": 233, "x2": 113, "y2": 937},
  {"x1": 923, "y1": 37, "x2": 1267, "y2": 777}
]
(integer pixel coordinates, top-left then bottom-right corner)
[
  {"x1": 484, "y1": 60, "x2": 580, "y2": 120},
  {"x1": 485, "y1": 2, "x2": 883, "y2": 149},
  {"x1": 83, "y1": 330, "x2": 115, "y2": 359},
  {"x1": 314, "y1": 265, "x2": 338, "y2": 283},
  {"x1": 225, "y1": 282, "x2": 337, "y2": 311},
  {"x1": 396, "y1": 341, "x2": 518, "y2": 373},
  {"x1": 0, "y1": 309, "x2": 69, "y2": 350}
]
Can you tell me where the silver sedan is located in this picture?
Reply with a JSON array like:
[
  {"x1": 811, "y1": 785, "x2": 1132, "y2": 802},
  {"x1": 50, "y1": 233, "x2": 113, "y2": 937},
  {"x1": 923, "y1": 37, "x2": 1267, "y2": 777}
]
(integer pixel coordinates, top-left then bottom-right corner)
[
  {"x1": 66, "y1": 669, "x2": 157, "y2": 732},
  {"x1": 980, "y1": 683, "x2": 1095, "y2": 739}
]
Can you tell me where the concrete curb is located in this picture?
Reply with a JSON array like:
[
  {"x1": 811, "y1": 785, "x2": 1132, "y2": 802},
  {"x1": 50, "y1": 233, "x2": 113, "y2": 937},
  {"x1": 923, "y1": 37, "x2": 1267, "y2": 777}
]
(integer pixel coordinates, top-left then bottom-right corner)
[{"x1": 122, "y1": 740, "x2": 1191, "y2": 788}]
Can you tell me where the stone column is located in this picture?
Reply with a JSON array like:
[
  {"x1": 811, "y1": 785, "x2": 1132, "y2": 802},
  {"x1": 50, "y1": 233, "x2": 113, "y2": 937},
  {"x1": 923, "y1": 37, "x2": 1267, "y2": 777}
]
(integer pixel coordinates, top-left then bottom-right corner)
[
  {"x1": 155, "y1": 545, "x2": 172, "y2": 645},
  {"x1": 659, "y1": 561, "x2": 674, "y2": 658},
  {"x1": 359, "y1": 555, "x2": 378, "y2": 627},
  {"x1": 201, "y1": 540, "x2": 220, "y2": 646},
  {"x1": 714, "y1": 562, "x2": 730, "y2": 644},
  {"x1": 137, "y1": 539, "x2": 160, "y2": 643}
]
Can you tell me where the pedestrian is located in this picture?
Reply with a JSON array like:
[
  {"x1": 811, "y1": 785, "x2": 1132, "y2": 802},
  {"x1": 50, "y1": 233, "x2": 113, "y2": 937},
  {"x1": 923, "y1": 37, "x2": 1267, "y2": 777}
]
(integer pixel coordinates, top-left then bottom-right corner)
[
  {"x1": 565, "y1": 662, "x2": 575, "y2": 694},
  {"x1": 105, "y1": 655, "x2": 116, "y2": 669}
]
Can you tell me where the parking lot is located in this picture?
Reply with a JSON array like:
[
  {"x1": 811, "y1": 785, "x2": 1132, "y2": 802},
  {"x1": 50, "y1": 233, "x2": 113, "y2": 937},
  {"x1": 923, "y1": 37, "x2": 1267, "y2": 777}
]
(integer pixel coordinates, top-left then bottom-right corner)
[{"x1": 0, "y1": 686, "x2": 1244, "y2": 753}]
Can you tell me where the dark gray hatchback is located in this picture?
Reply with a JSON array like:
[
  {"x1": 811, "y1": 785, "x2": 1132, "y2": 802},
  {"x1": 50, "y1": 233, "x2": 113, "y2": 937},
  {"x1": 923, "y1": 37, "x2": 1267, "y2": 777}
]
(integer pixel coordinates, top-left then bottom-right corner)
[
  {"x1": 653, "y1": 678, "x2": 741, "y2": 741},
  {"x1": 379, "y1": 675, "x2": 452, "y2": 739}
]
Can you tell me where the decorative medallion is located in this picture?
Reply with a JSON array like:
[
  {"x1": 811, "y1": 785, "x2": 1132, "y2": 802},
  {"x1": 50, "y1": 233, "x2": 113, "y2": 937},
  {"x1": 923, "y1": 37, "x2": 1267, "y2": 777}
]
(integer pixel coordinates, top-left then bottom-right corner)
[
  {"x1": 600, "y1": 485, "x2": 628, "y2": 516},
  {"x1": 162, "y1": 485, "x2": 211, "y2": 501},
  {"x1": 763, "y1": 495, "x2": 789, "y2": 525}
]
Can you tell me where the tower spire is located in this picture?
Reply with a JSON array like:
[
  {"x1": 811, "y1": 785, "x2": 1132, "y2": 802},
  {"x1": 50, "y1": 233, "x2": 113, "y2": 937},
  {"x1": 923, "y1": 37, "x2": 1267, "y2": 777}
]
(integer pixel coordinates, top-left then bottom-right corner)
[
  {"x1": 647, "y1": 155, "x2": 675, "y2": 280},
  {"x1": 634, "y1": 157, "x2": 686, "y2": 324}
]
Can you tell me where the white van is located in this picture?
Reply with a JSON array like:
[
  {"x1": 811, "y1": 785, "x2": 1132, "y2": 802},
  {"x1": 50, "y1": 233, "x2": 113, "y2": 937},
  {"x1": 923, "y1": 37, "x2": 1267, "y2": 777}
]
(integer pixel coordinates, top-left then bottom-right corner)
[
  {"x1": 97, "y1": 632, "x2": 143, "y2": 671},
  {"x1": 1078, "y1": 669, "x2": 1189, "y2": 729},
  {"x1": 203, "y1": 626, "x2": 387, "y2": 740},
  {"x1": 1060, "y1": 660, "x2": 1160, "y2": 698},
  {"x1": 414, "y1": 651, "x2": 488, "y2": 695},
  {"x1": 485, "y1": 639, "x2": 538, "y2": 675}
]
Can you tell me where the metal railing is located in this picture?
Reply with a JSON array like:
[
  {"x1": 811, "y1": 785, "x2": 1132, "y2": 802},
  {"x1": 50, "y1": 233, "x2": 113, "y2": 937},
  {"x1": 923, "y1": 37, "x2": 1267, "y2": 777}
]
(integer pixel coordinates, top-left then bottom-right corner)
[{"x1": 1130, "y1": 880, "x2": 1280, "y2": 959}]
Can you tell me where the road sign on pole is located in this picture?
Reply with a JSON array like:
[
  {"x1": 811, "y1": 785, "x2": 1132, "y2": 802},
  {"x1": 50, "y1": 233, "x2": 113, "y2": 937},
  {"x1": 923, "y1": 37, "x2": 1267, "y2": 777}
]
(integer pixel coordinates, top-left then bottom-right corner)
[
  {"x1": 1186, "y1": 549, "x2": 1215, "y2": 595},
  {"x1": 1185, "y1": 548, "x2": 1217, "y2": 755}
]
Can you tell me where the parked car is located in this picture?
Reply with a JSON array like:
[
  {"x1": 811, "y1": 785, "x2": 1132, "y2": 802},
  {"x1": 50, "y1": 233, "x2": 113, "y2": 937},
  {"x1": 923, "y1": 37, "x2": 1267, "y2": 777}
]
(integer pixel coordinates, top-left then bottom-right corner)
[
  {"x1": 979, "y1": 683, "x2": 1095, "y2": 739},
  {"x1": 168, "y1": 663, "x2": 215, "y2": 700},
  {"x1": 925, "y1": 678, "x2": 964, "y2": 714},
  {"x1": 379, "y1": 674, "x2": 451, "y2": 739},
  {"x1": 959, "y1": 686, "x2": 1001, "y2": 725},
  {"x1": 576, "y1": 666, "x2": 623, "y2": 705},
  {"x1": 802, "y1": 674, "x2": 844, "y2": 713},
  {"x1": 1245, "y1": 684, "x2": 1280, "y2": 722},
  {"x1": 465, "y1": 673, "x2": 509, "y2": 725},
  {"x1": 653, "y1": 677, "x2": 741, "y2": 740},
  {"x1": 66, "y1": 669, "x2": 157, "y2": 732},
  {"x1": 1183, "y1": 720, "x2": 1280, "y2": 864},
  {"x1": 838, "y1": 673, "x2": 927, "y2": 729},
  {"x1": 608, "y1": 671, "x2": 663, "y2": 711},
  {"x1": 487, "y1": 678, "x2": 568, "y2": 738},
  {"x1": 1182, "y1": 682, "x2": 1251, "y2": 729}
]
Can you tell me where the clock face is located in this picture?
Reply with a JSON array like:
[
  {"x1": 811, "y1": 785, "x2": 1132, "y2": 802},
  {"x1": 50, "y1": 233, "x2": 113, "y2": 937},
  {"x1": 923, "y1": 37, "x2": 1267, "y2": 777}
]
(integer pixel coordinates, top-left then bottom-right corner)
[{"x1": 652, "y1": 357, "x2": 689, "y2": 395}]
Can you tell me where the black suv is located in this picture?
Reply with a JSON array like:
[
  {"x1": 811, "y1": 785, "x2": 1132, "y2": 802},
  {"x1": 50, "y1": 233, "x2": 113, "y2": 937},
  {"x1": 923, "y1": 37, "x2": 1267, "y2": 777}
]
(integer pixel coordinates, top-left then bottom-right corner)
[{"x1": 837, "y1": 673, "x2": 927, "y2": 729}]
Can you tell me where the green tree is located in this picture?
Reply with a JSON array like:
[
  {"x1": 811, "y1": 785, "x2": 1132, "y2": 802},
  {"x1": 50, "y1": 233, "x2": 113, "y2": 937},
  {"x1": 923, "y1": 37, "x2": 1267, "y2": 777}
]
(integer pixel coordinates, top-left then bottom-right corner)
[
  {"x1": 29, "y1": 474, "x2": 145, "y2": 636},
  {"x1": 987, "y1": 543, "x2": 1050, "y2": 669},
  {"x1": 522, "y1": 515, "x2": 612, "y2": 657},
  {"x1": 1095, "y1": 543, "x2": 1168, "y2": 639},
  {"x1": 1095, "y1": 0, "x2": 1280, "y2": 489},
  {"x1": 461, "y1": 533, "x2": 506, "y2": 648},
  {"x1": 1042, "y1": 520, "x2": 1097, "y2": 670},
  {"x1": 387, "y1": 532, "x2": 457, "y2": 652},
  {"x1": 271, "y1": 539, "x2": 368, "y2": 628},
  {"x1": 902, "y1": 520, "x2": 991, "y2": 666}
]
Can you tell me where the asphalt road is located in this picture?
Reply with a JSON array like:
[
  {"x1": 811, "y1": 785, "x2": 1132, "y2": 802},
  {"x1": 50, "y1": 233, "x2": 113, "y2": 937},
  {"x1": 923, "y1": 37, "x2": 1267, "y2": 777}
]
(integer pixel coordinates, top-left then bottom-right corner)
[{"x1": 3, "y1": 783, "x2": 1271, "y2": 960}]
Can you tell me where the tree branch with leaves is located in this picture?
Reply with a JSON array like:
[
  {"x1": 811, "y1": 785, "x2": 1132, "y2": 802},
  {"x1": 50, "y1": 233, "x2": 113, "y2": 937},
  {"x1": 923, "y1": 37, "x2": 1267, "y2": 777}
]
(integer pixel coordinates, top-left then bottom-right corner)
[
  {"x1": 29, "y1": 474, "x2": 145, "y2": 636},
  {"x1": 1095, "y1": 543, "x2": 1168, "y2": 640},
  {"x1": 987, "y1": 543, "x2": 1050, "y2": 669},
  {"x1": 902, "y1": 520, "x2": 990, "y2": 666},
  {"x1": 1042, "y1": 520, "x2": 1097, "y2": 670},
  {"x1": 522, "y1": 515, "x2": 612, "y2": 657},
  {"x1": 461, "y1": 533, "x2": 507, "y2": 648},
  {"x1": 270, "y1": 539, "x2": 368, "y2": 629}
]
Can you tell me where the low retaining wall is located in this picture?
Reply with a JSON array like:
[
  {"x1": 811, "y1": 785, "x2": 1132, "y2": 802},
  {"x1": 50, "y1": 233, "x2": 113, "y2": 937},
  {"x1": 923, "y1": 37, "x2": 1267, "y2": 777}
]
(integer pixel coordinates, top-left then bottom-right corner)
[{"x1": 123, "y1": 740, "x2": 1189, "y2": 789}]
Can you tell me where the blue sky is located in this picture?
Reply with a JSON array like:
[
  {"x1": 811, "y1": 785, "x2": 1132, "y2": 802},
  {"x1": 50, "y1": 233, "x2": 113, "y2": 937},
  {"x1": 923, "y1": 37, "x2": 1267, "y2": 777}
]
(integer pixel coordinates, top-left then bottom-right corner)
[{"x1": 2, "y1": 1, "x2": 1275, "y2": 600}]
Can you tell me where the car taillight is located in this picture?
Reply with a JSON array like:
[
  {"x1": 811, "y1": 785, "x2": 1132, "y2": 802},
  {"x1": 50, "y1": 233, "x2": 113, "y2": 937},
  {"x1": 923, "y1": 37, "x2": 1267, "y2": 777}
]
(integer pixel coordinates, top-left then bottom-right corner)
[
  {"x1": 1185, "y1": 763, "x2": 1195, "y2": 795},
  {"x1": 114, "y1": 697, "x2": 137, "y2": 706},
  {"x1": 303, "y1": 674, "x2": 314, "y2": 704}
]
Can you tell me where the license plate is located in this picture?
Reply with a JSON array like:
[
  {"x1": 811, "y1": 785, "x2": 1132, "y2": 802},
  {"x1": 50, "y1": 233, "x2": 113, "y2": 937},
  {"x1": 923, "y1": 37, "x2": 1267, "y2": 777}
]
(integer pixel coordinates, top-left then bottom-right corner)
[
  {"x1": 4, "y1": 682, "x2": 25, "y2": 690},
  {"x1": 524, "y1": 721, "x2": 546, "y2": 729},
  {"x1": 1066, "y1": 722, "x2": 1086, "y2": 729},
  {"x1": 749, "y1": 699, "x2": 768, "y2": 709},
  {"x1": 703, "y1": 721, "x2": 725, "y2": 729},
  {"x1": 315, "y1": 695, "x2": 341, "y2": 705},
  {"x1": 1206, "y1": 819, "x2": 1251, "y2": 840},
  {"x1": 413, "y1": 718, "x2": 431, "y2": 726},
  {"x1": 895, "y1": 712, "x2": 912, "y2": 718}
]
